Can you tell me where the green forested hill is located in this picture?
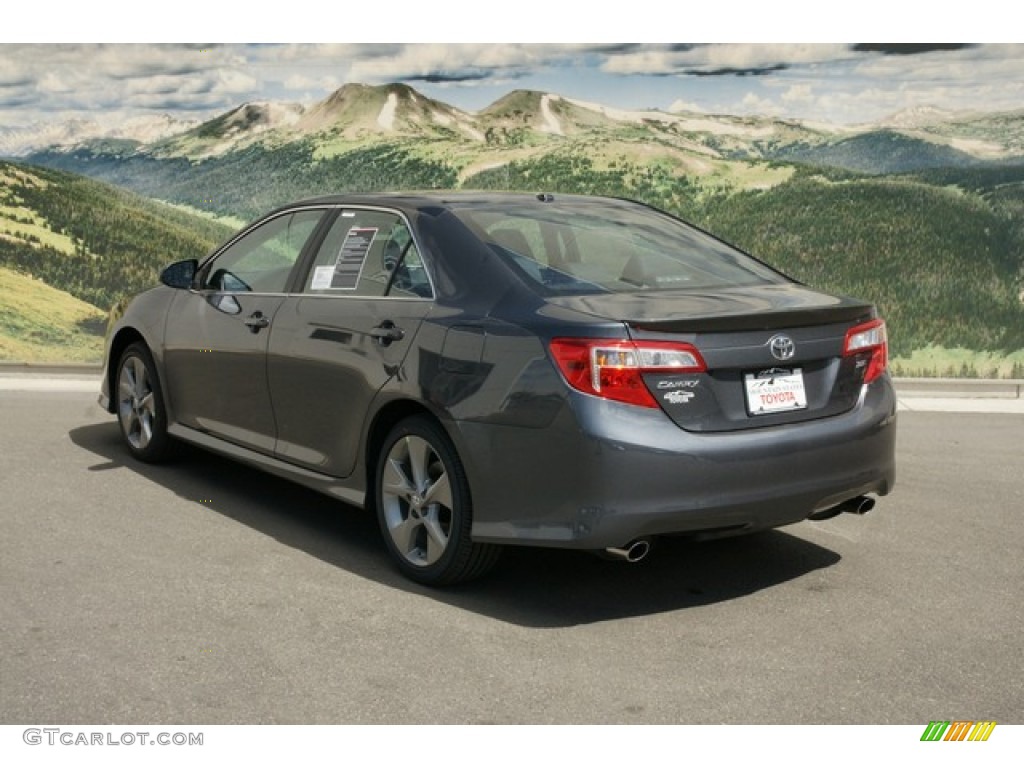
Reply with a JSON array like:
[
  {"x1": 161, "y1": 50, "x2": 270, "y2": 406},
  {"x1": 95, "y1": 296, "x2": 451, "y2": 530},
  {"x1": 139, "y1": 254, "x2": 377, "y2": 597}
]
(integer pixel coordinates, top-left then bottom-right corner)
[
  {"x1": 773, "y1": 131, "x2": 984, "y2": 174},
  {"x1": 0, "y1": 160, "x2": 232, "y2": 311},
  {"x1": 0, "y1": 266, "x2": 108, "y2": 362},
  {"x1": 9, "y1": 82, "x2": 1024, "y2": 367},
  {"x1": 11, "y1": 145, "x2": 1024, "y2": 365},
  {"x1": 702, "y1": 170, "x2": 1024, "y2": 355},
  {"x1": 28, "y1": 141, "x2": 459, "y2": 221},
  {"x1": 465, "y1": 155, "x2": 1024, "y2": 356}
]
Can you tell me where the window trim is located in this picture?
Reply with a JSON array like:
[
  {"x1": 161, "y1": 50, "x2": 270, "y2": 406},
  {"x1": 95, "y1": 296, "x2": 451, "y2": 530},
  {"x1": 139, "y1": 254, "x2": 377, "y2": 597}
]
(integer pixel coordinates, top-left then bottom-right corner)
[
  {"x1": 289, "y1": 205, "x2": 436, "y2": 302},
  {"x1": 195, "y1": 206, "x2": 333, "y2": 297}
]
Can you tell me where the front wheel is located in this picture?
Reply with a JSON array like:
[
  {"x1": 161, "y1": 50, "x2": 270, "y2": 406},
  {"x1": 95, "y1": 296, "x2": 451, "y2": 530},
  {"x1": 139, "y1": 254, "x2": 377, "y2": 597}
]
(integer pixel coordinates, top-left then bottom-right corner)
[
  {"x1": 115, "y1": 342, "x2": 174, "y2": 463},
  {"x1": 375, "y1": 417, "x2": 500, "y2": 586}
]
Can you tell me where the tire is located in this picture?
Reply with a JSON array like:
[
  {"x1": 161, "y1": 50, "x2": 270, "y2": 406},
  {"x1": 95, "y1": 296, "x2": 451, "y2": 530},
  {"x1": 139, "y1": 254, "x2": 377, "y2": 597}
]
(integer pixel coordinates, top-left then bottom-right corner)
[
  {"x1": 115, "y1": 342, "x2": 174, "y2": 463},
  {"x1": 374, "y1": 416, "x2": 500, "y2": 586}
]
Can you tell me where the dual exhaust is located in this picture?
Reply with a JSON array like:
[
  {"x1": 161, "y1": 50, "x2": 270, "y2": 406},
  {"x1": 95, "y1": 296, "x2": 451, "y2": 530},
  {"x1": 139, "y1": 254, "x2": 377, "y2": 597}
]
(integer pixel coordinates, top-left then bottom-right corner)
[{"x1": 602, "y1": 495, "x2": 876, "y2": 562}]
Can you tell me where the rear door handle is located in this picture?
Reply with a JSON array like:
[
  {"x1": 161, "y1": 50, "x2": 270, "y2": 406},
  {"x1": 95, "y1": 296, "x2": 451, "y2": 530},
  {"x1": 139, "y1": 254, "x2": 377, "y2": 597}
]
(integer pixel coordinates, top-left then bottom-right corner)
[
  {"x1": 369, "y1": 321, "x2": 405, "y2": 346},
  {"x1": 244, "y1": 311, "x2": 270, "y2": 333}
]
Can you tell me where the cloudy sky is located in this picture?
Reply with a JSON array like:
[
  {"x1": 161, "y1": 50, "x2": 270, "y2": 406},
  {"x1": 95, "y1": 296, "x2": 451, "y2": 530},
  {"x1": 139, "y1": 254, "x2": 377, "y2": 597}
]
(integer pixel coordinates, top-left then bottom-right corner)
[{"x1": 2, "y1": 39, "x2": 1022, "y2": 129}]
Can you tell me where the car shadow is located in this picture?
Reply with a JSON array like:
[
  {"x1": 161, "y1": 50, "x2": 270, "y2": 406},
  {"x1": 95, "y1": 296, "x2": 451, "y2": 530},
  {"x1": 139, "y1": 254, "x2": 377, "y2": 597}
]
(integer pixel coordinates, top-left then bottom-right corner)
[{"x1": 69, "y1": 420, "x2": 842, "y2": 628}]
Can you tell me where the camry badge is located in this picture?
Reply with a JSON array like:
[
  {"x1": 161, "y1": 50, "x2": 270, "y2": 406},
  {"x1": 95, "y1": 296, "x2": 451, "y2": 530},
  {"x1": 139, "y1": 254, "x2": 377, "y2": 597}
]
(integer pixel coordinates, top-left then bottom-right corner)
[{"x1": 769, "y1": 334, "x2": 796, "y2": 361}]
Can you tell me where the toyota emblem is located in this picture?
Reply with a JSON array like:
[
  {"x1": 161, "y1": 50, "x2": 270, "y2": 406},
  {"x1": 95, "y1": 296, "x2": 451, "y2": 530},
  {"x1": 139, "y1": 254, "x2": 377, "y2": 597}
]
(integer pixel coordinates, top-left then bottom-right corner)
[{"x1": 769, "y1": 334, "x2": 796, "y2": 361}]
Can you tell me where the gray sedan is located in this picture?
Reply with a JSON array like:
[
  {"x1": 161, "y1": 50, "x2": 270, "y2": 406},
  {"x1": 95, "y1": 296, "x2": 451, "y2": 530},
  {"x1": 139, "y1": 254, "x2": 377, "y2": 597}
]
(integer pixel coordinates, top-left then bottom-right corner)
[{"x1": 99, "y1": 192, "x2": 896, "y2": 585}]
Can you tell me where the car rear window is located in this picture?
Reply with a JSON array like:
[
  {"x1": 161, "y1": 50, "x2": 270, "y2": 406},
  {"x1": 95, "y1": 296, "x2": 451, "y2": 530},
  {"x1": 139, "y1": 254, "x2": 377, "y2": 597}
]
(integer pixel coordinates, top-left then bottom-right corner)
[{"x1": 450, "y1": 199, "x2": 787, "y2": 295}]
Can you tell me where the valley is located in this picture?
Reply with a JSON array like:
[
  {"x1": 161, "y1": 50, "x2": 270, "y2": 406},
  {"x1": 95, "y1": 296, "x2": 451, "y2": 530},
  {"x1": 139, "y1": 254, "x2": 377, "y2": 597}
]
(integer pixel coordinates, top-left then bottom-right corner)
[{"x1": 2, "y1": 83, "x2": 1022, "y2": 369}]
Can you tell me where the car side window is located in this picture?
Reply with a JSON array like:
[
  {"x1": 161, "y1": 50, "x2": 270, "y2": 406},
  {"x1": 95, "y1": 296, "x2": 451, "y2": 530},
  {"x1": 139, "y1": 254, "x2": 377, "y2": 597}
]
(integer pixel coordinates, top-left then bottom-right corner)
[
  {"x1": 204, "y1": 209, "x2": 324, "y2": 293},
  {"x1": 302, "y1": 210, "x2": 433, "y2": 299}
]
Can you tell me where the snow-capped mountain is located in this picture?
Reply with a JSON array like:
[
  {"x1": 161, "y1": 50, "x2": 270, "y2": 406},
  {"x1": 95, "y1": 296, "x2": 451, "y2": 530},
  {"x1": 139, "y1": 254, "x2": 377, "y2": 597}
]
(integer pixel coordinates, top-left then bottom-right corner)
[
  {"x1": 150, "y1": 102, "x2": 305, "y2": 158},
  {"x1": 12, "y1": 82, "x2": 1024, "y2": 171},
  {"x1": 0, "y1": 114, "x2": 201, "y2": 157},
  {"x1": 294, "y1": 83, "x2": 483, "y2": 141},
  {"x1": 874, "y1": 105, "x2": 964, "y2": 130}
]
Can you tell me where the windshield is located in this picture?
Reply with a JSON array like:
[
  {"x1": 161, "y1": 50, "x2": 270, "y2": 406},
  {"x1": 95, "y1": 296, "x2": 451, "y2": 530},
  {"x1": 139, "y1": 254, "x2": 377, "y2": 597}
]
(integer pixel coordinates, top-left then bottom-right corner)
[{"x1": 451, "y1": 199, "x2": 788, "y2": 296}]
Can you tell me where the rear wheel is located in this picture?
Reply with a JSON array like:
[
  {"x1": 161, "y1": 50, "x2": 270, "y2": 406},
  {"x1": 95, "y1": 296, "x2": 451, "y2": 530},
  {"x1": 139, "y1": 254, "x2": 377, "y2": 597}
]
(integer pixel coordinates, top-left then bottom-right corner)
[
  {"x1": 115, "y1": 342, "x2": 173, "y2": 463},
  {"x1": 375, "y1": 416, "x2": 500, "y2": 585}
]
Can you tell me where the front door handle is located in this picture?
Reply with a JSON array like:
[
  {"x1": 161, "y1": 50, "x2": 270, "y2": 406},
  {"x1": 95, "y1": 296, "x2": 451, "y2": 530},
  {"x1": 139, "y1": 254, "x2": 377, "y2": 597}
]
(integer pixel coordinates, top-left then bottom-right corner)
[
  {"x1": 369, "y1": 321, "x2": 405, "y2": 346},
  {"x1": 244, "y1": 311, "x2": 270, "y2": 333}
]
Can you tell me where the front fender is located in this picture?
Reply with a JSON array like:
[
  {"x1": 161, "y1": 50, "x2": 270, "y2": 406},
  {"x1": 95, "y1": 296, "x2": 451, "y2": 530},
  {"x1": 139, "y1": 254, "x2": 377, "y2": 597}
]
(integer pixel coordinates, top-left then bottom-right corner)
[{"x1": 98, "y1": 286, "x2": 178, "y2": 414}]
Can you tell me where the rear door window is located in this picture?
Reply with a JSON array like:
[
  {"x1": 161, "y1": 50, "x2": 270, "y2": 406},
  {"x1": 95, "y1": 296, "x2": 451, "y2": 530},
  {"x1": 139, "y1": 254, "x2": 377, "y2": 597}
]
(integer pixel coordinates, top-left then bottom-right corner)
[{"x1": 302, "y1": 209, "x2": 432, "y2": 299}]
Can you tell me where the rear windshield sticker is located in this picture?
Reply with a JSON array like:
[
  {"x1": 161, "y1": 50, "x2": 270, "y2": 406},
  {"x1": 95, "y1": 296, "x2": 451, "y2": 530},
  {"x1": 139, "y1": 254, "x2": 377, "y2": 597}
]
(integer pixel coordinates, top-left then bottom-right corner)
[{"x1": 331, "y1": 227, "x2": 377, "y2": 289}]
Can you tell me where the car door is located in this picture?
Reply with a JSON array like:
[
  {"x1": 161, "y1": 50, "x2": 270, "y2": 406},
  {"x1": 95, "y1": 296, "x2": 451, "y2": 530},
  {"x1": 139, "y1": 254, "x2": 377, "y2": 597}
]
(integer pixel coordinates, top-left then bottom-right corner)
[
  {"x1": 267, "y1": 207, "x2": 434, "y2": 477},
  {"x1": 163, "y1": 208, "x2": 327, "y2": 453}
]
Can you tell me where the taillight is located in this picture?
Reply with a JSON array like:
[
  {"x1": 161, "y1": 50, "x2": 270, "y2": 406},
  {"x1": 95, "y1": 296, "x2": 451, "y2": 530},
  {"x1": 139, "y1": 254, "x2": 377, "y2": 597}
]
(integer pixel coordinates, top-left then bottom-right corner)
[
  {"x1": 549, "y1": 338, "x2": 706, "y2": 408},
  {"x1": 844, "y1": 319, "x2": 888, "y2": 384}
]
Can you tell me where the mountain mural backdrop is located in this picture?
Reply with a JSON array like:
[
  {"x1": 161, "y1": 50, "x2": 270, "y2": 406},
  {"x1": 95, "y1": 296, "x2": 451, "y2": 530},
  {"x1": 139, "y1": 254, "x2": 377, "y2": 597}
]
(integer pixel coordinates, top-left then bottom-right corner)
[{"x1": 3, "y1": 82, "x2": 1023, "y2": 373}]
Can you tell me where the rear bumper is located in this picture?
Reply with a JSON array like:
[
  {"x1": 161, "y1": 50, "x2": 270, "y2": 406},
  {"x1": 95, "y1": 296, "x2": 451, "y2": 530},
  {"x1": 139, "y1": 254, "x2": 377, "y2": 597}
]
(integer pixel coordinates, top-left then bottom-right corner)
[{"x1": 458, "y1": 377, "x2": 897, "y2": 549}]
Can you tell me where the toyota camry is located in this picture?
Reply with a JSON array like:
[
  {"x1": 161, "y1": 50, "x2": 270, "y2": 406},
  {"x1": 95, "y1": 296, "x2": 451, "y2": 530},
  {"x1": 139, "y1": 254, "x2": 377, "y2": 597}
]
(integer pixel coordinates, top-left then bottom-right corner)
[{"x1": 99, "y1": 192, "x2": 897, "y2": 585}]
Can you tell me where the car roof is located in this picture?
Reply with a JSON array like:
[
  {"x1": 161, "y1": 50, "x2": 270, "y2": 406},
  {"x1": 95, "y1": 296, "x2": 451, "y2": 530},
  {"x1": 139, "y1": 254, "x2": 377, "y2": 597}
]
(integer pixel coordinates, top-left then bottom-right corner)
[{"x1": 277, "y1": 190, "x2": 639, "y2": 216}]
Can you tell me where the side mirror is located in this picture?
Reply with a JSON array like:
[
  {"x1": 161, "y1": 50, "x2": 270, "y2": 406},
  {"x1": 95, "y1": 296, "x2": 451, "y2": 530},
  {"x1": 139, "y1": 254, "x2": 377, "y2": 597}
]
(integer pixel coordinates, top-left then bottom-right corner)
[{"x1": 159, "y1": 259, "x2": 198, "y2": 290}]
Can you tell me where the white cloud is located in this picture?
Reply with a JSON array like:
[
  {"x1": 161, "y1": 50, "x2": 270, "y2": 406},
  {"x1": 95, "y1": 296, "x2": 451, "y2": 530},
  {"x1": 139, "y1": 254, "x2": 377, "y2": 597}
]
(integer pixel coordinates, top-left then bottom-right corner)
[
  {"x1": 0, "y1": 45, "x2": 268, "y2": 119},
  {"x1": 601, "y1": 44, "x2": 853, "y2": 76},
  {"x1": 668, "y1": 99, "x2": 707, "y2": 114},
  {"x1": 781, "y1": 84, "x2": 814, "y2": 105},
  {"x1": 212, "y1": 69, "x2": 261, "y2": 94},
  {"x1": 739, "y1": 92, "x2": 784, "y2": 116},
  {"x1": 0, "y1": 43, "x2": 1022, "y2": 129},
  {"x1": 701, "y1": 44, "x2": 851, "y2": 71},
  {"x1": 852, "y1": 44, "x2": 1024, "y2": 82},
  {"x1": 0, "y1": 58, "x2": 32, "y2": 87},
  {"x1": 345, "y1": 43, "x2": 583, "y2": 83},
  {"x1": 282, "y1": 73, "x2": 338, "y2": 92},
  {"x1": 37, "y1": 72, "x2": 75, "y2": 94}
]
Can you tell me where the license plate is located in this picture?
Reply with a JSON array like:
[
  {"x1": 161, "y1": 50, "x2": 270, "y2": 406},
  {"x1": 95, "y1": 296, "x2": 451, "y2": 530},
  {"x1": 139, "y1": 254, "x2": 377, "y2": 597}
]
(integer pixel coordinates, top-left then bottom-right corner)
[{"x1": 744, "y1": 368, "x2": 808, "y2": 415}]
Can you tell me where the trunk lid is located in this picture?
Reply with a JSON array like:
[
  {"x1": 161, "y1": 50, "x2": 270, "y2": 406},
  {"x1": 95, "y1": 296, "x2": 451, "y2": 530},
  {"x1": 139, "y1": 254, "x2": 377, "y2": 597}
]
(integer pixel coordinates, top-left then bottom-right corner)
[{"x1": 549, "y1": 284, "x2": 879, "y2": 432}]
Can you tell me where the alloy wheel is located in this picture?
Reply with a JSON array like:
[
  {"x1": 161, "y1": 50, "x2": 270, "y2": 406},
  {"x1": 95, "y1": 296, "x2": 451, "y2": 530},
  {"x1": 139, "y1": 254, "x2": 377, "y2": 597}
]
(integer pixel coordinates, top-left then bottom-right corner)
[
  {"x1": 379, "y1": 434, "x2": 454, "y2": 567},
  {"x1": 117, "y1": 355, "x2": 156, "y2": 451}
]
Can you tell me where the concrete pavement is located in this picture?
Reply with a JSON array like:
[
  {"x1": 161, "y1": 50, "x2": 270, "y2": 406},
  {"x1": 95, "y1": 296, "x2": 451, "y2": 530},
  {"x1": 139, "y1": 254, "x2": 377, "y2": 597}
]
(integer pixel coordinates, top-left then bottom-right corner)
[{"x1": 2, "y1": 392, "x2": 1022, "y2": 724}]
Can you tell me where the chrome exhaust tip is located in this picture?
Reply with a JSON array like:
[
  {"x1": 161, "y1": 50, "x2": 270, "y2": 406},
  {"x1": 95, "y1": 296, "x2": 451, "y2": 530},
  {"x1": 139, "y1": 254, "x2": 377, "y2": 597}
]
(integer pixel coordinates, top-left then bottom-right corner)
[
  {"x1": 603, "y1": 538, "x2": 652, "y2": 563},
  {"x1": 847, "y1": 496, "x2": 875, "y2": 515},
  {"x1": 808, "y1": 495, "x2": 876, "y2": 521}
]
